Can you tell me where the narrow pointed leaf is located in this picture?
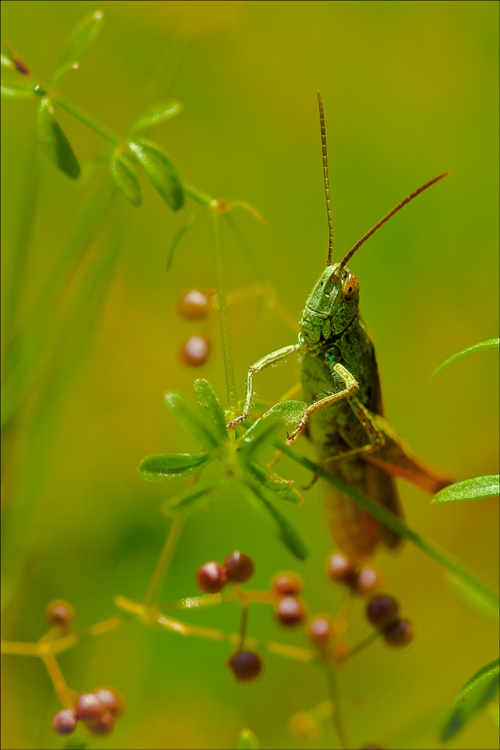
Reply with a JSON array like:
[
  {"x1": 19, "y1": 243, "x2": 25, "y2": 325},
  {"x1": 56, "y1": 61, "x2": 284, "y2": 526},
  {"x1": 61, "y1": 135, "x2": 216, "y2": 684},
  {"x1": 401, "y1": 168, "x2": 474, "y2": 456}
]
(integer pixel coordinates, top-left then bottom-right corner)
[
  {"x1": 128, "y1": 137, "x2": 184, "y2": 211},
  {"x1": 433, "y1": 475, "x2": 499, "y2": 504},
  {"x1": 36, "y1": 98, "x2": 80, "y2": 179},
  {"x1": 164, "y1": 391, "x2": 222, "y2": 451},
  {"x1": 130, "y1": 99, "x2": 183, "y2": 132},
  {"x1": 138, "y1": 451, "x2": 211, "y2": 482},
  {"x1": 244, "y1": 480, "x2": 309, "y2": 560},
  {"x1": 167, "y1": 208, "x2": 205, "y2": 269},
  {"x1": 110, "y1": 150, "x2": 142, "y2": 207},
  {"x1": 247, "y1": 461, "x2": 302, "y2": 503},
  {"x1": 440, "y1": 659, "x2": 499, "y2": 741},
  {"x1": 242, "y1": 400, "x2": 305, "y2": 445},
  {"x1": 161, "y1": 477, "x2": 224, "y2": 516},
  {"x1": 447, "y1": 573, "x2": 499, "y2": 621},
  {"x1": 193, "y1": 379, "x2": 227, "y2": 441},
  {"x1": 236, "y1": 728, "x2": 260, "y2": 749},
  {"x1": 1, "y1": 81, "x2": 36, "y2": 98},
  {"x1": 432, "y1": 338, "x2": 499, "y2": 377},
  {"x1": 53, "y1": 10, "x2": 104, "y2": 84},
  {"x1": 240, "y1": 419, "x2": 285, "y2": 466}
]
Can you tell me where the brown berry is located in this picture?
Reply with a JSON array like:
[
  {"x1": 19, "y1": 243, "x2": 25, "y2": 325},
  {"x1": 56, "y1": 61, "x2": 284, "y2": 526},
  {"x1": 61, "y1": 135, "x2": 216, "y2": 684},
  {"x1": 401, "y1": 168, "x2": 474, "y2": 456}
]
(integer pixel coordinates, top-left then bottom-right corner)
[
  {"x1": 178, "y1": 289, "x2": 212, "y2": 320},
  {"x1": 276, "y1": 596, "x2": 307, "y2": 627},
  {"x1": 365, "y1": 595, "x2": 400, "y2": 628},
  {"x1": 45, "y1": 600, "x2": 74, "y2": 633},
  {"x1": 75, "y1": 692, "x2": 105, "y2": 721},
  {"x1": 383, "y1": 618, "x2": 414, "y2": 647},
  {"x1": 181, "y1": 335, "x2": 211, "y2": 366},
  {"x1": 228, "y1": 650, "x2": 263, "y2": 682},
  {"x1": 94, "y1": 686, "x2": 125, "y2": 718},
  {"x1": 271, "y1": 571, "x2": 303, "y2": 596},
  {"x1": 223, "y1": 551, "x2": 254, "y2": 583},
  {"x1": 308, "y1": 614, "x2": 335, "y2": 645},
  {"x1": 196, "y1": 562, "x2": 227, "y2": 593},
  {"x1": 52, "y1": 708, "x2": 77, "y2": 735},
  {"x1": 326, "y1": 552, "x2": 357, "y2": 586},
  {"x1": 353, "y1": 565, "x2": 382, "y2": 597},
  {"x1": 85, "y1": 711, "x2": 115, "y2": 735}
]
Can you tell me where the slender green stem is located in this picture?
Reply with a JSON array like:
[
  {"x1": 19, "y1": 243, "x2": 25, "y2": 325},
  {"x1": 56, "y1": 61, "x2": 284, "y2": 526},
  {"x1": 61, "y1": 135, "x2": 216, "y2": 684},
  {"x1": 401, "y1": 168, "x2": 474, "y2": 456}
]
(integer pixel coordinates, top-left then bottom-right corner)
[
  {"x1": 277, "y1": 441, "x2": 499, "y2": 611},
  {"x1": 323, "y1": 662, "x2": 351, "y2": 749},
  {"x1": 238, "y1": 603, "x2": 249, "y2": 651},
  {"x1": 143, "y1": 515, "x2": 185, "y2": 608},
  {"x1": 211, "y1": 210, "x2": 238, "y2": 411},
  {"x1": 56, "y1": 95, "x2": 120, "y2": 145},
  {"x1": 184, "y1": 181, "x2": 214, "y2": 207}
]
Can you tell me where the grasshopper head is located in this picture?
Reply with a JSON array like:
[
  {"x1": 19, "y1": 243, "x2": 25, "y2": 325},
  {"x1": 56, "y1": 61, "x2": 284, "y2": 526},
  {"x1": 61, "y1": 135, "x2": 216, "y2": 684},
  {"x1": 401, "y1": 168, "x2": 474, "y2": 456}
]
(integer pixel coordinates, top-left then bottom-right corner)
[{"x1": 300, "y1": 263, "x2": 359, "y2": 348}]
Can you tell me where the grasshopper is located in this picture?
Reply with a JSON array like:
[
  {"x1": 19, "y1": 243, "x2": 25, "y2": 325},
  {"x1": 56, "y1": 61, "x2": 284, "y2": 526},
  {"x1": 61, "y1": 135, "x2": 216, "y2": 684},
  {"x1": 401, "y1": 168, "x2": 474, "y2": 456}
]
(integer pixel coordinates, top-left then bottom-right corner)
[{"x1": 228, "y1": 92, "x2": 453, "y2": 562}]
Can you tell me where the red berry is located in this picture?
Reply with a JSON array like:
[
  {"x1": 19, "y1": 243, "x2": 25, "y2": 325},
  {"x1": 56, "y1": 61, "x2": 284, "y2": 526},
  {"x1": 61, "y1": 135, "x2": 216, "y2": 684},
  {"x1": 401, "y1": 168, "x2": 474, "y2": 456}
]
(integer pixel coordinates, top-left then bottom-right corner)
[
  {"x1": 383, "y1": 618, "x2": 414, "y2": 647},
  {"x1": 94, "y1": 686, "x2": 125, "y2": 718},
  {"x1": 326, "y1": 552, "x2": 357, "y2": 586},
  {"x1": 365, "y1": 595, "x2": 400, "y2": 628},
  {"x1": 45, "y1": 600, "x2": 74, "y2": 632},
  {"x1": 353, "y1": 565, "x2": 381, "y2": 597},
  {"x1": 271, "y1": 571, "x2": 303, "y2": 596},
  {"x1": 177, "y1": 289, "x2": 213, "y2": 320},
  {"x1": 52, "y1": 708, "x2": 77, "y2": 735},
  {"x1": 228, "y1": 650, "x2": 263, "y2": 682},
  {"x1": 75, "y1": 692, "x2": 105, "y2": 721},
  {"x1": 308, "y1": 614, "x2": 335, "y2": 645},
  {"x1": 276, "y1": 596, "x2": 307, "y2": 627},
  {"x1": 223, "y1": 551, "x2": 255, "y2": 583},
  {"x1": 85, "y1": 710, "x2": 115, "y2": 735},
  {"x1": 196, "y1": 562, "x2": 227, "y2": 593},
  {"x1": 180, "y1": 335, "x2": 211, "y2": 366}
]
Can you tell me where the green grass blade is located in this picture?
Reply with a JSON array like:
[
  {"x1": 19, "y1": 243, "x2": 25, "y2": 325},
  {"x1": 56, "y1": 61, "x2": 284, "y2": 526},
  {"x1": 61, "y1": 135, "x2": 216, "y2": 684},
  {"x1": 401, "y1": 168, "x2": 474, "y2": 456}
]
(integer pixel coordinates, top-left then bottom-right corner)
[
  {"x1": 440, "y1": 659, "x2": 499, "y2": 741},
  {"x1": 432, "y1": 475, "x2": 500, "y2": 504},
  {"x1": 432, "y1": 338, "x2": 499, "y2": 377}
]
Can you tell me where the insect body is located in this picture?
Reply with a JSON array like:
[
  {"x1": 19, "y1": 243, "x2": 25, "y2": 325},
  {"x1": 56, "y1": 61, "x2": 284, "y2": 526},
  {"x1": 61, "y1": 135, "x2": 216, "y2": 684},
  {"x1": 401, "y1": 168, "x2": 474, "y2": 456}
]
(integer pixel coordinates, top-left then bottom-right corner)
[{"x1": 229, "y1": 92, "x2": 453, "y2": 561}]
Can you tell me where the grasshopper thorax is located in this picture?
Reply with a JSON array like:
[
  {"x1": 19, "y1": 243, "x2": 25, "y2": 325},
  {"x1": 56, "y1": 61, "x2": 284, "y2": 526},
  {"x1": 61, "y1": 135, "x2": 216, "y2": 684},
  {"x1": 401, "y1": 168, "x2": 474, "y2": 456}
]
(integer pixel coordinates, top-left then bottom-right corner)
[{"x1": 299, "y1": 263, "x2": 359, "y2": 351}]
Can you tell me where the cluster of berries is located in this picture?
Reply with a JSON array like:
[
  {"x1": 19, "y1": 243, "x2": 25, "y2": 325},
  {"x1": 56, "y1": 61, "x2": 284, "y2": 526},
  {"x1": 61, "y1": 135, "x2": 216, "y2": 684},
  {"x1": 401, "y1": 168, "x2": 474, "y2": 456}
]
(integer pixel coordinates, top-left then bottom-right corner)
[
  {"x1": 52, "y1": 687, "x2": 125, "y2": 737},
  {"x1": 178, "y1": 289, "x2": 216, "y2": 366},
  {"x1": 196, "y1": 550, "x2": 255, "y2": 593}
]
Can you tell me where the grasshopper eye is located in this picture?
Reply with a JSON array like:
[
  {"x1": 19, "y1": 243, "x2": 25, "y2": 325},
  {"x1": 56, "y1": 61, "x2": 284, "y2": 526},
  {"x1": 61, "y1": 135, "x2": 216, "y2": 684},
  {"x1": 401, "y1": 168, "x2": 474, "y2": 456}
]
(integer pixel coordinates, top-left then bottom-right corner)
[{"x1": 342, "y1": 274, "x2": 359, "y2": 302}]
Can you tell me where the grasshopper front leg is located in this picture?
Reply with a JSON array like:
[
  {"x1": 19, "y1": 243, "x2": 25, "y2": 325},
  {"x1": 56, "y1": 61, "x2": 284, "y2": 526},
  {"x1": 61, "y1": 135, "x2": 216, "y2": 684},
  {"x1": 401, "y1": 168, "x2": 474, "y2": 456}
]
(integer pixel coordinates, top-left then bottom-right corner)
[{"x1": 227, "y1": 344, "x2": 300, "y2": 429}]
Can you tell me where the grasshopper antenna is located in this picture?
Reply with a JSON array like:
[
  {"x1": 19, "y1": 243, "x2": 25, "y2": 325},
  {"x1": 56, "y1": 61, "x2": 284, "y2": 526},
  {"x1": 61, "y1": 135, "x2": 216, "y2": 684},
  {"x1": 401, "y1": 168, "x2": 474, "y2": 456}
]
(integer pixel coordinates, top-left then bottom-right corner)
[
  {"x1": 317, "y1": 91, "x2": 334, "y2": 266},
  {"x1": 338, "y1": 171, "x2": 450, "y2": 273}
]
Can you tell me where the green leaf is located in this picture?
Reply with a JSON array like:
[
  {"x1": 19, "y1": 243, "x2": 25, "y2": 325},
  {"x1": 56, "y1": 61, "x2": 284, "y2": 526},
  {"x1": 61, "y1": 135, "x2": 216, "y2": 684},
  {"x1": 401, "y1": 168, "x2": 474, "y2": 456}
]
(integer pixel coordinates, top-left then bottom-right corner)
[
  {"x1": 110, "y1": 150, "x2": 142, "y2": 207},
  {"x1": 432, "y1": 338, "x2": 499, "y2": 377},
  {"x1": 247, "y1": 460, "x2": 303, "y2": 503},
  {"x1": 164, "y1": 392, "x2": 223, "y2": 451},
  {"x1": 36, "y1": 98, "x2": 80, "y2": 179},
  {"x1": 236, "y1": 728, "x2": 260, "y2": 749},
  {"x1": 242, "y1": 400, "x2": 305, "y2": 445},
  {"x1": 240, "y1": 419, "x2": 285, "y2": 466},
  {"x1": 441, "y1": 659, "x2": 499, "y2": 741},
  {"x1": 193, "y1": 379, "x2": 227, "y2": 442},
  {"x1": 128, "y1": 137, "x2": 184, "y2": 211},
  {"x1": 447, "y1": 573, "x2": 499, "y2": 621},
  {"x1": 244, "y1": 480, "x2": 309, "y2": 560},
  {"x1": 490, "y1": 703, "x2": 499, "y2": 728},
  {"x1": 1, "y1": 81, "x2": 36, "y2": 98},
  {"x1": 161, "y1": 478, "x2": 224, "y2": 516},
  {"x1": 167, "y1": 208, "x2": 205, "y2": 270},
  {"x1": 138, "y1": 452, "x2": 212, "y2": 482},
  {"x1": 53, "y1": 10, "x2": 104, "y2": 84},
  {"x1": 433, "y1": 475, "x2": 499, "y2": 504},
  {"x1": 130, "y1": 99, "x2": 183, "y2": 132},
  {"x1": 1, "y1": 54, "x2": 14, "y2": 69}
]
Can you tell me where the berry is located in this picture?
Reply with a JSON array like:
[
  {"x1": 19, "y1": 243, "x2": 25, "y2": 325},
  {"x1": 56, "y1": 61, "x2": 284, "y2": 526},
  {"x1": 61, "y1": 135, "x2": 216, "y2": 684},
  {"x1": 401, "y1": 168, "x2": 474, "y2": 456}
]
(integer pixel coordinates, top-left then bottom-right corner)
[
  {"x1": 383, "y1": 618, "x2": 414, "y2": 647},
  {"x1": 308, "y1": 614, "x2": 335, "y2": 645},
  {"x1": 228, "y1": 650, "x2": 263, "y2": 682},
  {"x1": 223, "y1": 551, "x2": 254, "y2": 583},
  {"x1": 271, "y1": 571, "x2": 303, "y2": 596},
  {"x1": 52, "y1": 708, "x2": 77, "y2": 735},
  {"x1": 353, "y1": 565, "x2": 381, "y2": 597},
  {"x1": 75, "y1": 692, "x2": 105, "y2": 721},
  {"x1": 276, "y1": 596, "x2": 307, "y2": 627},
  {"x1": 196, "y1": 562, "x2": 227, "y2": 594},
  {"x1": 45, "y1": 600, "x2": 74, "y2": 632},
  {"x1": 94, "y1": 686, "x2": 125, "y2": 718},
  {"x1": 85, "y1": 711, "x2": 115, "y2": 736},
  {"x1": 177, "y1": 289, "x2": 214, "y2": 320},
  {"x1": 326, "y1": 552, "x2": 357, "y2": 586},
  {"x1": 365, "y1": 595, "x2": 400, "y2": 628},
  {"x1": 180, "y1": 336, "x2": 211, "y2": 366}
]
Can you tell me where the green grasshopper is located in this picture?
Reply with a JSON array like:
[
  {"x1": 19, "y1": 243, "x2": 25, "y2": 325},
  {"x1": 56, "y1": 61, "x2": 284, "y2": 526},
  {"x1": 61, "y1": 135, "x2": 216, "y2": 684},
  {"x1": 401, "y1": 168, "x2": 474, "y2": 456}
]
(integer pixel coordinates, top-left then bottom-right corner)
[{"x1": 228, "y1": 92, "x2": 453, "y2": 562}]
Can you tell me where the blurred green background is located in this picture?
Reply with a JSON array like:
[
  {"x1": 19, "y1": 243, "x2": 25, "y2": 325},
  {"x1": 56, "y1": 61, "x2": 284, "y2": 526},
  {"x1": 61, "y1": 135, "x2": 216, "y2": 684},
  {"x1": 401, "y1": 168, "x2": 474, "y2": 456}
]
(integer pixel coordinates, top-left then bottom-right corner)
[{"x1": 1, "y1": 1, "x2": 498, "y2": 748}]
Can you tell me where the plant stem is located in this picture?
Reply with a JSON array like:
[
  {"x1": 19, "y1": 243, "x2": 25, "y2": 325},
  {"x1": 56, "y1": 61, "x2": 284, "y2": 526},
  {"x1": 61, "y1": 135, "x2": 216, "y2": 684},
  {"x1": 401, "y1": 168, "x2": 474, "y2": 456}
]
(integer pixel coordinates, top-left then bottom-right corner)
[
  {"x1": 323, "y1": 662, "x2": 351, "y2": 749},
  {"x1": 211, "y1": 210, "x2": 238, "y2": 412},
  {"x1": 277, "y1": 441, "x2": 499, "y2": 611},
  {"x1": 56, "y1": 95, "x2": 120, "y2": 145},
  {"x1": 143, "y1": 515, "x2": 185, "y2": 608}
]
